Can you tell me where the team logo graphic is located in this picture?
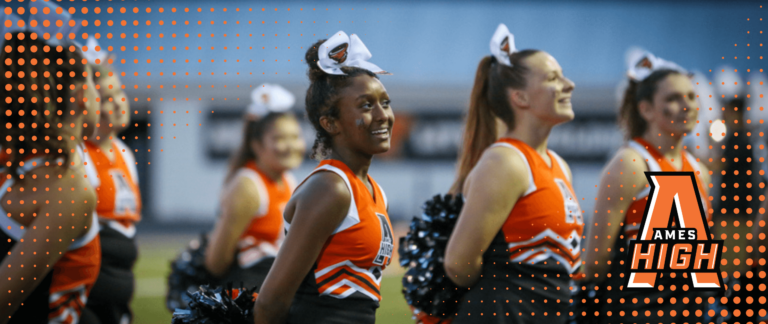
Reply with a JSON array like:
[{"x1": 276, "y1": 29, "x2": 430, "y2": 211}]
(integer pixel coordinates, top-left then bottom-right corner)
[
  {"x1": 624, "y1": 172, "x2": 723, "y2": 290},
  {"x1": 329, "y1": 43, "x2": 349, "y2": 64},
  {"x1": 637, "y1": 56, "x2": 653, "y2": 69},
  {"x1": 373, "y1": 212, "x2": 393, "y2": 266},
  {"x1": 500, "y1": 36, "x2": 511, "y2": 54}
]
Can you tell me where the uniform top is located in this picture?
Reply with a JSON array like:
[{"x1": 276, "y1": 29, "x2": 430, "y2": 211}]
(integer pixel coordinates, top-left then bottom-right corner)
[
  {"x1": 235, "y1": 160, "x2": 296, "y2": 268},
  {"x1": 485, "y1": 138, "x2": 584, "y2": 274},
  {"x1": 0, "y1": 151, "x2": 101, "y2": 321},
  {"x1": 287, "y1": 159, "x2": 393, "y2": 302},
  {"x1": 84, "y1": 140, "x2": 142, "y2": 238},
  {"x1": 622, "y1": 137, "x2": 711, "y2": 241}
]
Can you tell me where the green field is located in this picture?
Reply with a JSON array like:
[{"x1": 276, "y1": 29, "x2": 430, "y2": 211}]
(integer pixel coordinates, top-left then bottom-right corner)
[{"x1": 132, "y1": 233, "x2": 413, "y2": 324}]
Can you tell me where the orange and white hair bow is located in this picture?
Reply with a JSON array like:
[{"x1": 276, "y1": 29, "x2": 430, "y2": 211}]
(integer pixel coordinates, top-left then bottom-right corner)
[
  {"x1": 317, "y1": 30, "x2": 389, "y2": 75},
  {"x1": 626, "y1": 48, "x2": 687, "y2": 81},
  {"x1": 490, "y1": 23, "x2": 516, "y2": 67}
]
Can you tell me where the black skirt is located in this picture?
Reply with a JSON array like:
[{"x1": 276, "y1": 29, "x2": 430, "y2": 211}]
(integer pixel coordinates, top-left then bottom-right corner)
[
  {"x1": 82, "y1": 224, "x2": 138, "y2": 324},
  {"x1": 1, "y1": 229, "x2": 54, "y2": 324},
  {"x1": 286, "y1": 293, "x2": 379, "y2": 324},
  {"x1": 284, "y1": 268, "x2": 379, "y2": 324},
  {"x1": 221, "y1": 256, "x2": 275, "y2": 292},
  {"x1": 452, "y1": 262, "x2": 572, "y2": 324}
]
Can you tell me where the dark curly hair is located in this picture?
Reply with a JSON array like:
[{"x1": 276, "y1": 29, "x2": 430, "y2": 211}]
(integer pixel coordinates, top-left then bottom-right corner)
[
  {"x1": 304, "y1": 39, "x2": 377, "y2": 160},
  {"x1": 0, "y1": 32, "x2": 86, "y2": 180}
]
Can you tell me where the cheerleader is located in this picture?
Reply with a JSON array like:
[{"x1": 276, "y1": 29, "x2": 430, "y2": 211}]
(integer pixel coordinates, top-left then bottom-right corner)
[
  {"x1": 204, "y1": 84, "x2": 304, "y2": 289},
  {"x1": 76, "y1": 39, "x2": 141, "y2": 324},
  {"x1": 0, "y1": 26, "x2": 102, "y2": 324},
  {"x1": 582, "y1": 50, "x2": 712, "y2": 324},
  {"x1": 252, "y1": 31, "x2": 394, "y2": 324},
  {"x1": 444, "y1": 24, "x2": 582, "y2": 324}
]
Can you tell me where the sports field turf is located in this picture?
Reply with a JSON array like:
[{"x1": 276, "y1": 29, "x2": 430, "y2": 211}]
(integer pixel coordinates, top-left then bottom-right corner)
[{"x1": 132, "y1": 232, "x2": 413, "y2": 324}]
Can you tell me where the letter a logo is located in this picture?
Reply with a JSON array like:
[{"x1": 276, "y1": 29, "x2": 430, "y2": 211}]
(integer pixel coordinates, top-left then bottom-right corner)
[{"x1": 624, "y1": 172, "x2": 724, "y2": 290}]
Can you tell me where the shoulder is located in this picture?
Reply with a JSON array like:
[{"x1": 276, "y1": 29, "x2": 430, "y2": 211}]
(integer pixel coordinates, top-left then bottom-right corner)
[
  {"x1": 606, "y1": 146, "x2": 648, "y2": 175},
  {"x1": 294, "y1": 171, "x2": 351, "y2": 207},
  {"x1": 465, "y1": 144, "x2": 530, "y2": 196},
  {"x1": 599, "y1": 146, "x2": 649, "y2": 194},
  {"x1": 223, "y1": 171, "x2": 261, "y2": 205}
]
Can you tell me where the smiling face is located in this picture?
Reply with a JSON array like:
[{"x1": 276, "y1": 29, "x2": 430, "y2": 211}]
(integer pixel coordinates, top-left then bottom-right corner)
[
  {"x1": 251, "y1": 115, "x2": 306, "y2": 173},
  {"x1": 327, "y1": 75, "x2": 395, "y2": 156},
  {"x1": 515, "y1": 51, "x2": 576, "y2": 125},
  {"x1": 640, "y1": 73, "x2": 698, "y2": 135}
]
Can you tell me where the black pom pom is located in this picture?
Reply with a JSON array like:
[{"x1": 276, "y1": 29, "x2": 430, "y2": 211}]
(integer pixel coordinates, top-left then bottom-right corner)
[
  {"x1": 167, "y1": 233, "x2": 219, "y2": 312},
  {"x1": 399, "y1": 194, "x2": 465, "y2": 319},
  {"x1": 567, "y1": 280, "x2": 602, "y2": 324},
  {"x1": 171, "y1": 283, "x2": 258, "y2": 324}
]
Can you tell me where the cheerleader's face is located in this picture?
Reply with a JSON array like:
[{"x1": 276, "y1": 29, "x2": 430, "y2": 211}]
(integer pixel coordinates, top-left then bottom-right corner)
[
  {"x1": 95, "y1": 72, "x2": 130, "y2": 139},
  {"x1": 641, "y1": 73, "x2": 698, "y2": 135},
  {"x1": 252, "y1": 115, "x2": 306, "y2": 172},
  {"x1": 517, "y1": 52, "x2": 576, "y2": 126},
  {"x1": 333, "y1": 75, "x2": 394, "y2": 156}
]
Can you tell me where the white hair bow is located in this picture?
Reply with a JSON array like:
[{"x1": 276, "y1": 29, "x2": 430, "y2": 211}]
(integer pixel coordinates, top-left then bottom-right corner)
[
  {"x1": 626, "y1": 47, "x2": 687, "y2": 82},
  {"x1": 317, "y1": 31, "x2": 389, "y2": 75},
  {"x1": 490, "y1": 23, "x2": 516, "y2": 67},
  {"x1": 247, "y1": 84, "x2": 296, "y2": 118},
  {"x1": 81, "y1": 37, "x2": 109, "y2": 65},
  {"x1": 1, "y1": 2, "x2": 82, "y2": 46}
]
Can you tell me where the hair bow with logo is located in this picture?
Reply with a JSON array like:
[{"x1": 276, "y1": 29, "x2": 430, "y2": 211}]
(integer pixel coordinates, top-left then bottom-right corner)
[
  {"x1": 0, "y1": 2, "x2": 82, "y2": 46},
  {"x1": 317, "y1": 30, "x2": 389, "y2": 75},
  {"x1": 490, "y1": 23, "x2": 517, "y2": 67},
  {"x1": 626, "y1": 47, "x2": 688, "y2": 82},
  {"x1": 247, "y1": 84, "x2": 296, "y2": 119}
]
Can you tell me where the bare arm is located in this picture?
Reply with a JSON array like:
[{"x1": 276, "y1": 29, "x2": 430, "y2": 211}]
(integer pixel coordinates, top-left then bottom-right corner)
[
  {"x1": 444, "y1": 147, "x2": 528, "y2": 288},
  {"x1": 583, "y1": 148, "x2": 648, "y2": 282},
  {"x1": 252, "y1": 172, "x2": 351, "y2": 324},
  {"x1": 205, "y1": 175, "x2": 260, "y2": 277},
  {"x1": 0, "y1": 167, "x2": 96, "y2": 323}
]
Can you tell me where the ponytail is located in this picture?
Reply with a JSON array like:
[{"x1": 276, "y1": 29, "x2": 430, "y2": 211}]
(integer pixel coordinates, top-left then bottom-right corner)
[
  {"x1": 450, "y1": 50, "x2": 540, "y2": 194},
  {"x1": 451, "y1": 57, "x2": 498, "y2": 194},
  {"x1": 618, "y1": 69, "x2": 682, "y2": 140}
]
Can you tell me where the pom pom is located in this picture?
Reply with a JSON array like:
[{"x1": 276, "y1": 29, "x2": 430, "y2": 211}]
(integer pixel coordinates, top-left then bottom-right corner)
[
  {"x1": 567, "y1": 280, "x2": 602, "y2": 324},
  {"x1": 399, "y1": 194, "x2": 464, "y2": 321},
  {"x1": 171, "y1": 283, "x2": 258, "y2": 324},
  {"x1": 167, "y1": 233, "x2": 219, "y2": 312}
]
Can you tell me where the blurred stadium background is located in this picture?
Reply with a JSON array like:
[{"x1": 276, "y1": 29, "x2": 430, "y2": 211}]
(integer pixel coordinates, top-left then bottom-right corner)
[{"x1": 7, "y1": 0, "x2": 766, "y2": 323}]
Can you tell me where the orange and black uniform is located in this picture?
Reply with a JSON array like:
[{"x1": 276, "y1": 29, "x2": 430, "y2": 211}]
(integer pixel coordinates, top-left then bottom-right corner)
[
  {"x1": 453, "y1": 138, "x2": 584, "y2": 324},
  {"x1": 285, "y1": 160, "x2": 393, "y2": 324},
  {"x1": 0, "y1": 153, "x2": 101, "y2": 324},
  {"x1": 81, "y1": 139, "x2": 142, "y2": 324},
  {"x1": 597, "y1": 138, "x2": 711, "y2": 324},
  {"x1": 223, "y1": 160, "x2": 296, "y2": 289}
]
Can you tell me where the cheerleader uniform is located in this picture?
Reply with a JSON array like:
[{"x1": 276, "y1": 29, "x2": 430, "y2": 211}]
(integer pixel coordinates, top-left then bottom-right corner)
[
  {"x1": 0, "y1": 154, "x2": 101, "y2": 324},
  {"x1": 223, "y1": 160, "x2": 296, "y2": 290},
  {"x1": 81, "y1": 139, "x2": 141, "y2": 324},
  {"x1": 285, "y1": 159, "x2": 393, "y2": 324},
  {"x1": 453, "y1": 138, "x2": 584, "y2": 324},
  {"x1": 596, "y1": 137, "x2": 711, "y2": 324}
]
